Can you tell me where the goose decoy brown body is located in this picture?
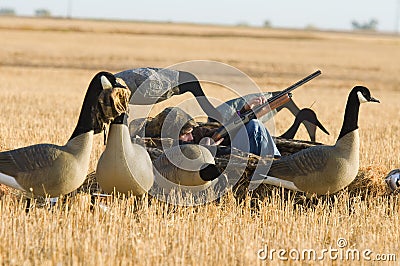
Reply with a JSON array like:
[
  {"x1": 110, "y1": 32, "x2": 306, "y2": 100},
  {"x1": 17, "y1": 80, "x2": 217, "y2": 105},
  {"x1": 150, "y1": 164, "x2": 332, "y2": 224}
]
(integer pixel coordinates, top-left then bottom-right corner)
[
  {"x1": 0, "y1": 72, "x2": 129, "y2": 197},
  {"x1": 279, "y1": 108, "x2": 329, "y2": 140},
  {"x1": 96, "y1": 113, "x2": 154, "y2": 196},
  {"x1": 260, "y1": 86, "x2": 379, "y2": 195}
]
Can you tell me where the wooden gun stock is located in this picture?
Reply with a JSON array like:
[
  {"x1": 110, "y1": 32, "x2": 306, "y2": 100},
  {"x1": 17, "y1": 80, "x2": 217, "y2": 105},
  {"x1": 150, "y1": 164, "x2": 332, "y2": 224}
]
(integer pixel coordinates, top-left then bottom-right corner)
[
  {"x1": 211, "y1": 94, "x2": 292, "y2": 141},
  {"x1": 261, "y1": 94, "x2": 291, "y2": 116}
]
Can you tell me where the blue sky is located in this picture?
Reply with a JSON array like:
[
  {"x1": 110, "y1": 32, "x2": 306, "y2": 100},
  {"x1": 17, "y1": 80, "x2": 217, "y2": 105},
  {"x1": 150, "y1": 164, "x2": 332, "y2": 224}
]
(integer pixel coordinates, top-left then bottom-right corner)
[{"x1": 1, "y1": 0, "x2": 399, "y2": 32}]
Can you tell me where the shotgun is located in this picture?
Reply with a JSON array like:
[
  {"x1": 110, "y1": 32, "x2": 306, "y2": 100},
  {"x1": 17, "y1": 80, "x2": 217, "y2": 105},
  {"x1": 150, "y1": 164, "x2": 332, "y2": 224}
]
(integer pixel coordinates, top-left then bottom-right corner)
[{"x1": 211, "y1": 70, "x2": 322, "y2": 141}]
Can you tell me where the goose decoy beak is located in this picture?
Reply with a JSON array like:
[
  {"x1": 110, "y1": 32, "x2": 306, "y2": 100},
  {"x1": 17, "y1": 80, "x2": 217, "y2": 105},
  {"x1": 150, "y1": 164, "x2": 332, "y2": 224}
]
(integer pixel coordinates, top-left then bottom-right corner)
[
  {"x1": 369, "y1": 96, "x2": 380, "y2": 103},
  {"x1": 356, "y1": 89, "x2": 380, "y2": 104},
  {"x1": 299, "y1": 108, "x2": 330, "y2": 136},
  {"x1": 316, "y1": 120, "x2": 330, "y2": 135}
]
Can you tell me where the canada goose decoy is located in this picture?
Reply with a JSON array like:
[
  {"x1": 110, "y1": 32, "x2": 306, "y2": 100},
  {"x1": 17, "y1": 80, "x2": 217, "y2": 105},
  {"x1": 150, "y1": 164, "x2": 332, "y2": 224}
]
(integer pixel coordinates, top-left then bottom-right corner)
[
  {"x1": 259, "y1": 86, "x2": 379, "y2": 195},
  {"x1": 279, "y1": 108, "x2": 330, "y2": 140},
  {"x1": 209, "y1": 92, "x2": 325, "y2": 141},
  {"x1": 385, "y1": 169, "x2": 400, "y2": 192},
  {"x1": 96, "y1": 112, "x2": 154, "y2": 196},
  {"x1": 0, "y1": 72, "x2": 129, "y2": 197},
  {"x1": 115, "y1": 68, "x2": 222, "y2": 121},
  {"x1": 152, "y1": 144, "x2": 221, "y2": 193}
]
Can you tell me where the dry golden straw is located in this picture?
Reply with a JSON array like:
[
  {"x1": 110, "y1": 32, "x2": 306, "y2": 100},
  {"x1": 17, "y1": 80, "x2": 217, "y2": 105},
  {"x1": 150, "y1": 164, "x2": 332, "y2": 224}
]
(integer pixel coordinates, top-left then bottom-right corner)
[{"x1": 0, "y1": 16, "x2": 399, "y2": 265}]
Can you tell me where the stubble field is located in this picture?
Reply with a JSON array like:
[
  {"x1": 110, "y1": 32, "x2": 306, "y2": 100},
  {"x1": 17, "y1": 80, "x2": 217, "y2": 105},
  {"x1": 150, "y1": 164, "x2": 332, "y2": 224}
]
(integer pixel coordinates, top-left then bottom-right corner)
[{"x1": 0, "y1": 17, "x2": 399, "y2": 265}]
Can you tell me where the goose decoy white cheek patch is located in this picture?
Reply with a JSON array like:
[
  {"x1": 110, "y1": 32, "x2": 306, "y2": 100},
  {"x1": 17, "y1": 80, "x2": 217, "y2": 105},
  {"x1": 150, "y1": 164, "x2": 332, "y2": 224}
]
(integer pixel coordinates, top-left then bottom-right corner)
[
  {"x1": 357, "y1": 91, "x2": 368, "y2": 103},
  {"x1": 101, "y1": 75, "x2": 113, "y2": 90}
]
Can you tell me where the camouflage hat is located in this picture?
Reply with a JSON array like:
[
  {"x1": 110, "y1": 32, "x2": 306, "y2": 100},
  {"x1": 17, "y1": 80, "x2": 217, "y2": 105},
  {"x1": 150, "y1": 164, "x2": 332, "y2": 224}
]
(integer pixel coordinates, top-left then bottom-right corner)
[{"x1": 145, "y1": 107, "x2": 198, "y2": 139}]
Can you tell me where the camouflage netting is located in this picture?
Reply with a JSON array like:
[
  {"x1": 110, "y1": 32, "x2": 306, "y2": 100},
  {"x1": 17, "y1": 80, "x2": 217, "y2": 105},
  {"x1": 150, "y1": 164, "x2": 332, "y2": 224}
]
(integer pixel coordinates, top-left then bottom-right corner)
[
  {"x1": 129, "y1": 107, "x2": 198, "y2": 139},
  {"x1": 76, "y1": 121, "x2": 393, "y2": 204},
  {"x1": 0, "y1": 122, "x2": 394, "y2": 203},
  {"x1": 129, "y1": 135, "x2": 391, "y2": 202}
]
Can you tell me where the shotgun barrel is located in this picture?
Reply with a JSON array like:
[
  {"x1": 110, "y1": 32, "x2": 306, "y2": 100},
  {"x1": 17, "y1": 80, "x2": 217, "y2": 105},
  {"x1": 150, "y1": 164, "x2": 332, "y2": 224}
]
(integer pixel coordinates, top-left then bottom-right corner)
[
  {"x1": 211, "y1": 70, "x2": 322, "y2": 141},
  {"x1": 252, "y1": 70, "x2": 321, "y2": 115}
]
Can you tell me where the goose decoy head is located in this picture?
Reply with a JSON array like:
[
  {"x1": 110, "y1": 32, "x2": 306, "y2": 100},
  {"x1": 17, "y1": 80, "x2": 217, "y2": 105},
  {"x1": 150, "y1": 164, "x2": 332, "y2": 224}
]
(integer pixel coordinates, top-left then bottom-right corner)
[
  {"x1": 154, "y1": 144, "x2": 221, "y2": 187},
  {"x1": 99, "y1": 71, "x2": 127, "y2": 90},
  {"x1": 88, "y1": 71, "x2": 126, "y2": 94},
  {"x1": 353, "y1": 86, "x2": 380, "y2": 104},
  {"x1": 297, "y1": 108, "x2": 330, "y2": 135},
  {"x1": 92, "y1": 72, "x2": 131, "y2": 133}
]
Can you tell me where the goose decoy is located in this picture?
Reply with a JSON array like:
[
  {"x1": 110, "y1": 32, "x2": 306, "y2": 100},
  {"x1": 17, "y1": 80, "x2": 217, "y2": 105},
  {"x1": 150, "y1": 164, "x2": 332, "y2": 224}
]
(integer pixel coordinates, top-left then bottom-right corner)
[
  {"x1": 95, "y1": 112, "x2": 154, "y2": 196},
  {"x1": 152, "y1": 144, "x2": 221, "y2": 193},
  {"x1": 385, "y1": 169, "x2": 400, "y2": 192},
  {"x1": 279, "y1": 108, "x2": 330, "y2": 140},
  {"x1": 259, "y1": 86, "x2": 379, "y2": 195},
  {"x1": 0, "y1": 72, "x2": 130, "y2": 197},
  {"x1": 209, "y1": 91, "x2": 325, "y2": 141},
  {"x1": 115, "y1": 68, "x2": 222, "y2": 121}
]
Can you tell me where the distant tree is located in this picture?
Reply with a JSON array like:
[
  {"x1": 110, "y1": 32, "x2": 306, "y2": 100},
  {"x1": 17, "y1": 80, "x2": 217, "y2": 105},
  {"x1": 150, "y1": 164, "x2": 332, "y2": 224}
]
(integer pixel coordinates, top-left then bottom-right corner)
[
  {"x1": 351, "y1": 18, "x2": 378, "y2": 31},
  {"x1": 35, "y1": 9, "x2": 51, "y2": 17},
  {"x1": 368, "y1": 19, "x2": 379, "y2": 30},
  {"x1": 351, "y1": 21, "x2": 360, "y2": 29},
  {"x1": 0, "y1": 8, "x2": 16, "y2": 16},
  {"x1": 263, "y1": 20, "x2": 272, "y2": 28}
]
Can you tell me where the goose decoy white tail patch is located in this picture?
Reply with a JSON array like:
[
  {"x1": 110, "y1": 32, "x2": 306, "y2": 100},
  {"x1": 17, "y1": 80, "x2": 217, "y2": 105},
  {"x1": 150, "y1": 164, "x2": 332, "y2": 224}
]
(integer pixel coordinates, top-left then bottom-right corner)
[
  {"x1": 279, "y1": 108, "x2": 329, "y2": 140},
  {"x1": 0, "y1": 71, "x2": 130, "y2": 197},
  {"x1": 261, "y1": 86, "x2": 379, "y2": 195}
]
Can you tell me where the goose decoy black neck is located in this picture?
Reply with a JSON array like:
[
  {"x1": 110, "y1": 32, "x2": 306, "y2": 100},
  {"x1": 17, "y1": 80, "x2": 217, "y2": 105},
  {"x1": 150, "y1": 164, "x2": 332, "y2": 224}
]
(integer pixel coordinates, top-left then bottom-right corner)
[
  {"x1": 111, "y1": 113, "x2": 126, "y2": 125},
  {"x1": 199, "y1": 164, "x2": 221, "y2": 181},
  {"x1": 178, "y1": 71, "x2": 222, "y2": 122},
  {"x1": 338, "y1": 86, "x2": 379, "y2": 140},
  {"x1": 69, "y1": 72, "x2": 126, "y2": 140}
]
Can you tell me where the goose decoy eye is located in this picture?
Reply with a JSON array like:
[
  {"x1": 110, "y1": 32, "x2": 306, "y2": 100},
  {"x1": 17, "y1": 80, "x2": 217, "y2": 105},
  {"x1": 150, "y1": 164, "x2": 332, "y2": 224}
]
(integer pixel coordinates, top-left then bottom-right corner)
[{"x1": 101, "y1": 75, "x2": 113, "y2": 90}]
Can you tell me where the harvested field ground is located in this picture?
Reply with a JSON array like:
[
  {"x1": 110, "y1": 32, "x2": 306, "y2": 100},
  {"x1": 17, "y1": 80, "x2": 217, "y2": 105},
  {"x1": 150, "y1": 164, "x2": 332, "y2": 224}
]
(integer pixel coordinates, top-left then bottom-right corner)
[{"x1": 0, "y1": 17, "x2": 399, "y2": 265}]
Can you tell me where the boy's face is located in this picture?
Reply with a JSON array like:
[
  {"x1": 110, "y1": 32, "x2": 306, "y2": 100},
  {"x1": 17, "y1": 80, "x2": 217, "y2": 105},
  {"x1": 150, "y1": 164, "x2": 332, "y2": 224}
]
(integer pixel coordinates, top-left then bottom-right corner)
[{"x1": 179, "y1": 127, "x2": 194, "y2": 142}]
